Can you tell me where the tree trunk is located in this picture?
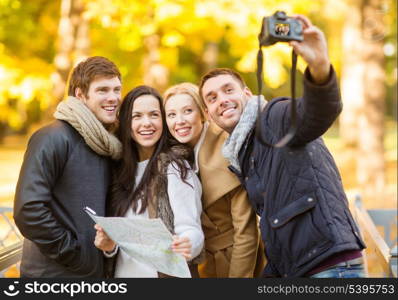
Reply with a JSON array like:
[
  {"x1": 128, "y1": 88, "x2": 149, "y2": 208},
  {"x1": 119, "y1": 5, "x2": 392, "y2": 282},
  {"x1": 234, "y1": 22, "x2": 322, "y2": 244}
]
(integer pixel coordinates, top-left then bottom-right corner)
[
  {"x1": 52, "y1": 0, "x2": 76, "y2": 106},
  {"x1": 357, "y1": 0, "x2": 386, "y2": 202},
  {"x1": 201, "y1": 42, "x2": 219, "y2": 73},
  {"x1": 73, "y1": 0, "x2": 90, "y2": 64},
  {"x1": 49, "y1": 0, "x2": 89, "y2": 117},
  {"x1": 142, "y1": 34, "x2": 169, "y2": 93},
  {"x1": 340, "y1": 0, "x2": 364, "y2": 149},
  {"x1": 340, "y1": 0, "x2": 386, "y2": 203}
]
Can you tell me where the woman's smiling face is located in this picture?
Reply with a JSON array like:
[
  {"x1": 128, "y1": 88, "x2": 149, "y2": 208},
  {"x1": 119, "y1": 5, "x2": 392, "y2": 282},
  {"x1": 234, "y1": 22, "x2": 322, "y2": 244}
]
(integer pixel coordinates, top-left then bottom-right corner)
[
  {"x1": 165, "y1": 93, "x2": 204, "y2": 147},
  {"x1": 131, "y1": 94, "x2": 163, "y2": 160}
]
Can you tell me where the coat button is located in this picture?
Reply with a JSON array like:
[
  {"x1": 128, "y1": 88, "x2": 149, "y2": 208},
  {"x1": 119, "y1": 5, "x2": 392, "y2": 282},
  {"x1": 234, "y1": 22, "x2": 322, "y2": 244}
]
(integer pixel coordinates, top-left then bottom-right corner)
[
  {"x1": 307, "y1": 197, "x2": 313, "y2": 202},
  {"x1": 245, "y1": 177, "x2": 249, "y2": 181},
  {"x1": 273, "y1": 219, "x2": 279, "y2": 224}
]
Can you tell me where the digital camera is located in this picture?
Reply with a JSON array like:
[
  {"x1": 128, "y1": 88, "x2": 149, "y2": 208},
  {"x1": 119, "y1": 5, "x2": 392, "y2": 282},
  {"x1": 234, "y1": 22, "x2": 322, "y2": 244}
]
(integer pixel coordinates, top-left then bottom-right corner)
[{"x1": 259, "y1": 11, "x2": 303, "y2": 46}]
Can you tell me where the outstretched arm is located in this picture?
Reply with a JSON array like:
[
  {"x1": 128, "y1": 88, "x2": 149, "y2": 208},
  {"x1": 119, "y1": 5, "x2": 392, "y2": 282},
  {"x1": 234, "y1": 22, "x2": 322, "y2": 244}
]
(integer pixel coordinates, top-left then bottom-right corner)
[{"x1": 262, "y1": 15, "x2": 341, "y2": 146}]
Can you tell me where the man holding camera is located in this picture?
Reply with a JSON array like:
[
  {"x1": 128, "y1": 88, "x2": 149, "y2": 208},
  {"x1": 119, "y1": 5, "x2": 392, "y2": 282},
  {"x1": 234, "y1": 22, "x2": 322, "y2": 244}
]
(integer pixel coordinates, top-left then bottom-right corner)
[{"x1": 199, "y1": 15, "x2": 366, "y2": 277}]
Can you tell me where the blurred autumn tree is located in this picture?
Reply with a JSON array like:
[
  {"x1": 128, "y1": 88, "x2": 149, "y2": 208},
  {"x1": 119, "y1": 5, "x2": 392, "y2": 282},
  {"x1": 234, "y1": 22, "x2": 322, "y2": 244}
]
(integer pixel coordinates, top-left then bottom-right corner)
[
  {"x1": 338, "y1": 0, "x2": 396, "y2": 202},
  {"x1": 0, "y1": 0, "x2": 57, "y2": 137},
  {"x1": 0, "y1": 0, "x2": 396, "y2": 201}
]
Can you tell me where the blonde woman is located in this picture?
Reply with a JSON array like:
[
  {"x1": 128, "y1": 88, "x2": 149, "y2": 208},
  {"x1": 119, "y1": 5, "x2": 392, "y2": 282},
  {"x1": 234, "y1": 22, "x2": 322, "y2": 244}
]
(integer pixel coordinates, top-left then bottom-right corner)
[{"x1": 163, "y1": 83, "x2": 265, "y2": 277}]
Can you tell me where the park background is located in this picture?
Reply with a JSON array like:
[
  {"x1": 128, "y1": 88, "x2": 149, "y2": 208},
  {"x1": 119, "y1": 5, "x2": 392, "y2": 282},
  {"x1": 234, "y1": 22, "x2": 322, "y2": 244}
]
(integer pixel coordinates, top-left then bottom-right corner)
[{"x1": 0, "y1": 0, "x2": 396, "y2": 277}]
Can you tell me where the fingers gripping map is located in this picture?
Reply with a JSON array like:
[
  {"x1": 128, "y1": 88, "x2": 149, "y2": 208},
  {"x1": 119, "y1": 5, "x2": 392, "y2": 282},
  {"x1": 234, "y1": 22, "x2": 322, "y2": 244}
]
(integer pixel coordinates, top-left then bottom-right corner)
[{"x1": 84, "y1": 207, "x2": 191, "y2": 278}]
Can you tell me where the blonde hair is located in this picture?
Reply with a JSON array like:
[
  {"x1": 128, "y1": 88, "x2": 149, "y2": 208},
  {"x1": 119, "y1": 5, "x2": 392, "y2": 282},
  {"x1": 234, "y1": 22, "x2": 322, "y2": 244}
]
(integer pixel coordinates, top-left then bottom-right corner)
[{"x1": 163, "y1": 82, "x2": 206, "y2": 122}]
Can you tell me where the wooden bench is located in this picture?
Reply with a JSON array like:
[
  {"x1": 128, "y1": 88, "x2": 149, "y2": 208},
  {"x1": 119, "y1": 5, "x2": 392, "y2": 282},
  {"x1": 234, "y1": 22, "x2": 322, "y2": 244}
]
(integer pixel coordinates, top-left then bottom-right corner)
[
  {"x1": 0, "y1": 206, "x2": 22, "y2": 277},
  {"x1": 351, "y1": 195, "x2": 397, "y2": 277},
  {"x1": 0, "y1": 241, "x2": 22, "y2": 277}
]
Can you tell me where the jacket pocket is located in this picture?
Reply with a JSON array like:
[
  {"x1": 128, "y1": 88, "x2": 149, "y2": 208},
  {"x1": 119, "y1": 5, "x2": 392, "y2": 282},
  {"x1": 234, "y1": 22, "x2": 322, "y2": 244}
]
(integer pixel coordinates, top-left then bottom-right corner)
[
  {"x1": 268, "y1": 194, "x2": 332, "y2": 269},
  {"x1": 269, "y1": 194, "x2": 317, "y2": 229},
  {"x1": 68, "y1": 232, "x2": 101, "y2": 276}
]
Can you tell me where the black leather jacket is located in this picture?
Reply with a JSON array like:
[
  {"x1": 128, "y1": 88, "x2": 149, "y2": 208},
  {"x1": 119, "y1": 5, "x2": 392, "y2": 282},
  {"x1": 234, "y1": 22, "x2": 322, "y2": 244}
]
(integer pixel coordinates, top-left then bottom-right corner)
[
  {"x1": 229, "y1": 68, "x2": 366, "y2": 277},
  {"x1": 14, "y1": 120, "x2": 111, "y2": 277}
]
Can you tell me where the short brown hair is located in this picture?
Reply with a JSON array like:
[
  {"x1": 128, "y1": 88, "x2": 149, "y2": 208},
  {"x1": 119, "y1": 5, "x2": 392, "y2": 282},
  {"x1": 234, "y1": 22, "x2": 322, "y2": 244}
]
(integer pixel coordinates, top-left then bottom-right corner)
[
  {"x1": 163, "y1": 82, "x2": 206, "y2": 122},
  {"x1": 67, "y1": 56, "x2": 121, "y2": 97},
  {"x1": 199, "y1": 68, "x2": 246, "y2": 103}
]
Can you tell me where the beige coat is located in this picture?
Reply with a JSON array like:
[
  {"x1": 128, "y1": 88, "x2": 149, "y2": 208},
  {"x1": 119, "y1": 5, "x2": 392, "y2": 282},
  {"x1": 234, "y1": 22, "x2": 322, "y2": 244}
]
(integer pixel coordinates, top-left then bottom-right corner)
[{"x1": 197, "y1": 122, "x2": 265, "y2": 277}]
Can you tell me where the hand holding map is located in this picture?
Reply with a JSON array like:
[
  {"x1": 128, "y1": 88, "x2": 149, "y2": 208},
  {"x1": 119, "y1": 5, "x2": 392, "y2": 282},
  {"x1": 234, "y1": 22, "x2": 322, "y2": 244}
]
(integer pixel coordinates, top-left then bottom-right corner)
[{"x1": 84, "y1": 206, "x2": 191, "y2": 278}]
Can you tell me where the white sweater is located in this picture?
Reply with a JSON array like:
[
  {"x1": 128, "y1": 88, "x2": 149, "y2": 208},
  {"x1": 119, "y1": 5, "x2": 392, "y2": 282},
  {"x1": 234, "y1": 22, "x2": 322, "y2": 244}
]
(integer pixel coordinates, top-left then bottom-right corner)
[{"x1": 114, "y1": 159, "x2": 204, "y2": 278}]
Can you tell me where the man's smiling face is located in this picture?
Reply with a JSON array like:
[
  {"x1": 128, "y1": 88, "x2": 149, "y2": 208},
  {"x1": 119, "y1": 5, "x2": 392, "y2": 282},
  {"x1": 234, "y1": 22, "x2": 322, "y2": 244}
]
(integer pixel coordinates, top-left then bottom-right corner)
[
  {"x1": 76, "y1": 76, "x2": 122, "y2": 126},
  {"x1": 201, "y1": 74, "x2": 252, "y2": 133}
]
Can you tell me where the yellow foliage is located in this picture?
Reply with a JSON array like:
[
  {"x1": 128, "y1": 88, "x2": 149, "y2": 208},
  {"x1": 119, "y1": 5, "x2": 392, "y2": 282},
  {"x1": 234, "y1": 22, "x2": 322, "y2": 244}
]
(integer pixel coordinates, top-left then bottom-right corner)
[
  {"x1": 156, "y1": 2, "x2": 183, "y2": 21},
  {"x1": 10, "y1": 0, "x2": 20, "y2": 9},
  {"x1": 0, "y1": 0, "x2": 394, "y2": 132},
  {"x1": 118, "y1": 30, "x2": 142, "y2": 52},
  {"x1": 162, "y1": 31, "x2": 185, "y2": 47},
  {"x1": 101, "y1": 15, "x2": 112, "y2": 28},
  {"x1": 8, "y1": 111, "x2": 23, "y2": 130},
  {"x1": 321, "y1": 0, "x2": 348, "y2": 21},
  {"x1": 186, "y1": 38, "x2": 204, "y2": 54},
  {"x1": 140, "y1": 23, "x2": 157, "y2": 36},
  {"x1": 236, "y1": 50, "x2": 257, "y2": 73},
  {"x1": 8, "y1": 85, "x2": 20, "y2": 99},
  {"x1": 0, "y1": 52, "x2": 52, "y2": 127},
  {"x1": 263, "y1": 46, "x2": 289, "y2": 89},
  {"x1": 237, "y1": 43, "x2": 292, "y2": 89},
  {"x1": 160, "y1": 47, "x2": 179, "y2": 69}
]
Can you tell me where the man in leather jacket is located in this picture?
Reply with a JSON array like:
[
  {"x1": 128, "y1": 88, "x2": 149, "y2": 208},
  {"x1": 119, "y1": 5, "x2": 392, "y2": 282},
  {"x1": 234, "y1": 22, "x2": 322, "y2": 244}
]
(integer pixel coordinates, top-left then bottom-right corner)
[
  {"x1": 198, "y1": 15, "x2": 366, "y2": 277},
  {"x1": 14, "y1": 56, "x2": 122, "y2": 277}
]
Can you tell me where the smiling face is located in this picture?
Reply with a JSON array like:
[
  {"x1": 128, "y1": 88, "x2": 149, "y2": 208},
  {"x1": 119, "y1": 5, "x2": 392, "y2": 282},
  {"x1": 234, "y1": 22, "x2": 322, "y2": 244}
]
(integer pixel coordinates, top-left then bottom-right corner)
[
  {"x1": 130, "y1": 94, "x2": 163, "y2": 161},
  {"x1": 165, "y1": 93, "x2": 204, "y2": 147},
  {"x1": 76, "y1": 76, "x2": 122, "y2": 126},
  {"x1": 201, "y1": 74, "x2": 252, "y2": 133}
]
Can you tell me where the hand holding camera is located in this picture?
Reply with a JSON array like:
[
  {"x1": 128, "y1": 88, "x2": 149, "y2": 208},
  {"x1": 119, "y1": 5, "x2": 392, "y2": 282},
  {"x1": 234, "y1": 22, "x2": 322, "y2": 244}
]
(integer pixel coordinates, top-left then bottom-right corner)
[
  {"x1": 260, "y1": 12, "x2": 330, "y2": 84},
  {"x1": 288, "y1": 14, "x2": 330, "y2": 84},
  {"x1": 256, "y1": 12, "x2": 331, "y2": 148}
]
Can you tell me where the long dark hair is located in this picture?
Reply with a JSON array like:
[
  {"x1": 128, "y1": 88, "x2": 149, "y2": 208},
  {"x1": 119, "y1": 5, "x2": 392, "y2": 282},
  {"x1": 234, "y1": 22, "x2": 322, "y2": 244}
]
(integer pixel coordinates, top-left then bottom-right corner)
[{"x1": 109, "y1": 85, "x2": 192, "y2": 217}]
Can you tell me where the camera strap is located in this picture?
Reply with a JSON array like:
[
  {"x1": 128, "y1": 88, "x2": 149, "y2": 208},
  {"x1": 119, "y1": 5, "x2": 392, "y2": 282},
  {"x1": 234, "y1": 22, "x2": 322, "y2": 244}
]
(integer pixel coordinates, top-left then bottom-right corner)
[{"x1": 255, "y1": 47, "x2": 298, "y2": 147}]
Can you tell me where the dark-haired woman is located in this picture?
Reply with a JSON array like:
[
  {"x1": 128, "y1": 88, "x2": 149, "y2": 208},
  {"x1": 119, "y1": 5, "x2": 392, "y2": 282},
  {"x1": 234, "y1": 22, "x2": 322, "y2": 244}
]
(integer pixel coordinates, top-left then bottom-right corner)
[{"x1": 94, "y1": 85, "x2": 204, "y2": 277}]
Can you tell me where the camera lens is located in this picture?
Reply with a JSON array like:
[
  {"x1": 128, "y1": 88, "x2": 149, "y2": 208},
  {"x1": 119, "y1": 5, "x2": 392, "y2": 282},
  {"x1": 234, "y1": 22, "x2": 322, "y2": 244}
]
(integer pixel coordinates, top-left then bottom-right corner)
[{"x1": 293, "y1": 26, "x2": 302, "y2": 34}]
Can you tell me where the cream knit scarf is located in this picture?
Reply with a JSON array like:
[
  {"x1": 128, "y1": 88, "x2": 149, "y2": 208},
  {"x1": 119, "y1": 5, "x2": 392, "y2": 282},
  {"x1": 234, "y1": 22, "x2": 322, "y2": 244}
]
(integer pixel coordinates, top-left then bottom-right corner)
[{"x1": 54, "y1": 96, "x2": 122, "y2": 159}]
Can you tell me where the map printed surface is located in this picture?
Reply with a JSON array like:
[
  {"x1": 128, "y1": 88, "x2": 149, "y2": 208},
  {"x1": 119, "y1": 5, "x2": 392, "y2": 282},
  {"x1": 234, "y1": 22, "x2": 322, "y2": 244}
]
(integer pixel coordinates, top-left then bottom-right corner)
[{"x1": 84, "y1": 207, "x2": 191, "y2": 278}]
